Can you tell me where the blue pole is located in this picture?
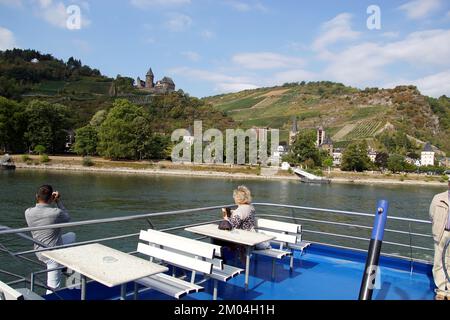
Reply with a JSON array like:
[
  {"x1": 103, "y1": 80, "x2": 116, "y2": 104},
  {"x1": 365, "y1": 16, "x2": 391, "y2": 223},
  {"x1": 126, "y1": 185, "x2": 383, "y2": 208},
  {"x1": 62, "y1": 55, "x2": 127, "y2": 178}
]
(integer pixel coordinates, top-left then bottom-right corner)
[{"x1": 358, "y1": 200, "x2": 389, "y2": 300}]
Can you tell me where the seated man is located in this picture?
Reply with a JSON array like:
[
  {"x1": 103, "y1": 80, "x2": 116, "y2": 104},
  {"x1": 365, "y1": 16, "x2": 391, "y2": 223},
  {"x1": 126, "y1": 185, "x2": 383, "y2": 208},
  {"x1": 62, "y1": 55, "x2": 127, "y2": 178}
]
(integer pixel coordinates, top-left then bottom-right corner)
[{"x1": 25, "y1": 185, "x2": 76, "y2": 294}]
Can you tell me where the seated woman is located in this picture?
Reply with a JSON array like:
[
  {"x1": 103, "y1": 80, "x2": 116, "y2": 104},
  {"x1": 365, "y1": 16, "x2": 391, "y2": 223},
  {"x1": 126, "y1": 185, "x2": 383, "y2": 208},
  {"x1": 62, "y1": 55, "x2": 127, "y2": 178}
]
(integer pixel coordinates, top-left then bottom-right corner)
[
  {"x1": 219, "y1": 186, "x2": 270, "y2": 263},
  {"x1": 223, "y1": 185, "x2": 256, "y2": 231}
]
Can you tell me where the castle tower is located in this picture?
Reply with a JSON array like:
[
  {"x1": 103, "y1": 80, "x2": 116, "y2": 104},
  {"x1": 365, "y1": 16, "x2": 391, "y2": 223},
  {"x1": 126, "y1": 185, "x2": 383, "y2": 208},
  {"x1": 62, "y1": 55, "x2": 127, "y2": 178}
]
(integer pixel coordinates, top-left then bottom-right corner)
[
  {"x1": 146, "y1": 68, "x2": 154, "y2": 89},
  {"x1": 136, "y1": 77, "x2": 143, "y2": 89},
  {"x1": 289, "y1": 116, "x2": 298, "y2": 146}
]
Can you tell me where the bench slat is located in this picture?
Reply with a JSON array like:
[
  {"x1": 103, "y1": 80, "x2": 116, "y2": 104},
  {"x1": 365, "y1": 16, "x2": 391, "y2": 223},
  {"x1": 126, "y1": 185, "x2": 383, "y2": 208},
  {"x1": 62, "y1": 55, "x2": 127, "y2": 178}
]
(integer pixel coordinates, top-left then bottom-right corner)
[
  {"x1": 0, "y1": 281, "x2": 24, "y2": 300},
  {"x1": 288, "y1": 241, "x2": 311, "y2": 251},
  {"x1": 211, "y1": 265, "x2": 244, "y2": 282},
  {"x1": 256, "y1": 229, "x2": 297, "y2": 244},
  {"x1": 256, "y1": 218, "x2": 301, "y2": 233},
  {"x1": 253, "y1": 248, "x2": 292, "y2": 259},
  {"x1": 136, "y1": 273, "x2": 203, "y2": 299},
  {"x1": 140, "y1": 230, "x2": 215, "y2": 259},
  {"x1": 137, "y1": 243, "x2": 213, "y2": 274}
]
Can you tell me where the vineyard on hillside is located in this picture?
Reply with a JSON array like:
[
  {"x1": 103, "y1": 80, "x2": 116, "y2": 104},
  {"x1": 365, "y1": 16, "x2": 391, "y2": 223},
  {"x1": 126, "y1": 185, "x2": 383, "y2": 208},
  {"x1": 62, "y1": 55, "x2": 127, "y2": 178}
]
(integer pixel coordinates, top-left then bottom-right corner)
[{"x1": 340, "y1": 120, "x2": 385, "y2": 141}]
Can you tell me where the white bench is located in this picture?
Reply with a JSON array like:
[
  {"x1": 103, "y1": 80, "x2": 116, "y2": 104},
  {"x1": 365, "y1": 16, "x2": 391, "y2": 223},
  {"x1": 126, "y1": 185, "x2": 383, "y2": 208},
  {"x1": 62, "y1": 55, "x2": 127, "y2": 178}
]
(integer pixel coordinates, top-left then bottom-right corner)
[
  {"x1": 0, "y1": 281, "x2": 44, "y2": 301},
  {"x1": 136, "y1": 229, "x2": 243, "y2": 300},
  {"x1": 254, "y1": 218, "x2": 310, "y2": 278}
]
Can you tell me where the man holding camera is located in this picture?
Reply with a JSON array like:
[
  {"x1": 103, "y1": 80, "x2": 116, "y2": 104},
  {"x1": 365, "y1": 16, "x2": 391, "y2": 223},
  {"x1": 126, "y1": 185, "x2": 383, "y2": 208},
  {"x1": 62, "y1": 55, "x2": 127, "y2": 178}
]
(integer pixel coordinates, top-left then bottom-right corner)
[
  {"x1": 429, "y1": 178, "x2": 450, "y2": 300},
  {"x1": 25, "y1": 185, "x2": 76, "y2": 294}
]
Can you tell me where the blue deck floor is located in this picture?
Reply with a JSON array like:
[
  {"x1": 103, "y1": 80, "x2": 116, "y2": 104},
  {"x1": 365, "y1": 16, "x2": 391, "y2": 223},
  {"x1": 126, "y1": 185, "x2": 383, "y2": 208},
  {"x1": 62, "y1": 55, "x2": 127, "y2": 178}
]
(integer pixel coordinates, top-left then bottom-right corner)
[{"x1": 46, "y1": 244, "x2": 436, "y2": 301}]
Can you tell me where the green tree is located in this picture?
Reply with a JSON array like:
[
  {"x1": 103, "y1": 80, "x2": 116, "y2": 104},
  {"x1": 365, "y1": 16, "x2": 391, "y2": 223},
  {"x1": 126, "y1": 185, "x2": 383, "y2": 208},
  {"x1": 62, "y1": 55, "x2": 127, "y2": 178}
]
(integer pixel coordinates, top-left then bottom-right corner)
[
  {"x1": 387, "y1": 154, "x2": 406, "y2": 173},
  {"x1": 34, "y1": 145, "x2": 46, "y2": 155},
  {"x1": 89, "y1": 110, "x2": 107, "y2": 127},
  {"x1": 0, "y1": 97, "x2": 26, "y2": 153},
  {"x1": 97, "y1": 99, "x2": 151, "y2": 160},
  {"x1": 287, "y1": 130, "x2": 321, "y2": 167},
  {"x1": 322, "y1": 156, "x2": 334, "y2": 170},
  {"x1": 146, "y1": 134, "x2": 171, "y2": 160},
  {"x1": 403, "y1": 161, "x2": 418, "y2": 173},
  {"x1": 341, "y1": 141, "x2": 371, "y2": 172},
  {"x1": 112, "y1": 76, "x2": 135, "y2": 94},
  {"x1": 24, "y1": 100, "x2": 72, "y2": 154},
  {"x1": 374, "y1": 152, "x2": 389, "y2": 171},
  {"x1": 379, "y1": 131, "x2": 415, "y2": 155},
  {"x1": 74, "y1": 125, "x2": 98, "y2": 156},
  {"x1": 406, "y1": 151, "x2": 420, "y2": 160}
]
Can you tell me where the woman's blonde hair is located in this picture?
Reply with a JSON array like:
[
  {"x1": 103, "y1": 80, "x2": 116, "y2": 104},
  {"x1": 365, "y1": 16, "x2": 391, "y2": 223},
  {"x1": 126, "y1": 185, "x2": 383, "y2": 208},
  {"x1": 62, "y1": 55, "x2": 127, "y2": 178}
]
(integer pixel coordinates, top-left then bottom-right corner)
[{"x1": 233, "y1": 185, "x2": 252, "y2": 205}]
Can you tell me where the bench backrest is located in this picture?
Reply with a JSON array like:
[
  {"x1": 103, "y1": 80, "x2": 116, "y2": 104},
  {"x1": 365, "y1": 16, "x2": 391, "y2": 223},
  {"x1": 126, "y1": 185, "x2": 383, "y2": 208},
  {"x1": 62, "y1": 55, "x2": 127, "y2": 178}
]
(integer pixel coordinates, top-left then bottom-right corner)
[
  {"x1": 138, "y1": 230, "x2": 215, "y2": 274},
  {"x1": 256, "y1": 218, "x2": 301, "y2": 233},
  {"x1": 0, "y1": 281, "x2": 23, "y2": 300},
  {"x1": 256, "y1": 218, "x2": 302, "y2": 244}
]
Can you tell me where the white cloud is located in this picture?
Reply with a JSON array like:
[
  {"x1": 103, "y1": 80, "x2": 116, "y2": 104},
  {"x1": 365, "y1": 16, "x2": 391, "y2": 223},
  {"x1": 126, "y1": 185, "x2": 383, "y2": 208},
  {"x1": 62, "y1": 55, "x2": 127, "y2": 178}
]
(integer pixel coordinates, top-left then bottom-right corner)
[
  {"x1": 232, "y1": 52, "x2": 305, "y2": 70},
  {"x1": 226, "y1": 0, "x2": 250, "y2": 12},
  {"x1": 32, "y1": 0, "x2": 91, "y2": 29},
  {"x1": 216, "y1": 82, "x2": 259, "y2": 93},
  {"x1": 381, "y1": 32, "x2": 400, "y2": 39},
  {"x1": 200, "y1": 30, "x2": 215, "y2": 39},
  {"x1": 385, "y1": 70, "x2": 450, "y2": 97},
  {"x1": 169, "y1": 64, "x2": 319, "y2": 94},
  {"x1": 181, "y1": 51, "x2": 200, "y2": 62},
  {"x1": 169, "y1": 67, "x2": 251, "y2": 83},
  {"x1": 224, "y1": 0, "x2": 268, "y2": 13},
  {"x1": 37, "y1": 0, "x2": 69, "y2": 28},
  {"x1": 0, "y1": 26, "x2": 17, "y2": 50},
  {"x1": 321, "y1": 29, "x2": 450, "y2": 87},
  {"x1": 399, "y1": 0, "x2": 441, "y2": 19},
  {"x1": 167, "y1": 12, "x2": 450, "y2": 97},
  {"x1": 130, "y1": 0, "x2": 190, "y2": 8},
  {"x1": 286, "y1": 41, "x2": 307, "y2": 52},
  {"x1": 409, "y1": 70, "x2": 450, "y2": 97},
  {"x1": 169, "y1": 66, "x2": 259, "y2": 94},
  {"x1": 165, "y1": 13, "x2": 192, "y2": 32},
  {"x1": 312, "y1": 13, "x2": 360, "y2": 51}
]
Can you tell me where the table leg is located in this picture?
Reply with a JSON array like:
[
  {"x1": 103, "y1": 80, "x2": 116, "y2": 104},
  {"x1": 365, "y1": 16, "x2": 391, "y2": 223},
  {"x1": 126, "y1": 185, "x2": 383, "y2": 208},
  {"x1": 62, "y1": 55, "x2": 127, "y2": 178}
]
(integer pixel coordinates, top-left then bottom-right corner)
[
  {"x1": 133, "y1": 282, "x2": 139, "y2": 300},
  {"x1": 80, "y1": 275, "x2": 87, "y2": 300},
  {"x1": 245, "y1": 246, "x2": 251, "y2": 291},
  {"x1": 213, "y1": 279, "x2": 218, "y2": 301},
  {"x1": 120, "y1": 283, "x2": 127, "y2": 300}
]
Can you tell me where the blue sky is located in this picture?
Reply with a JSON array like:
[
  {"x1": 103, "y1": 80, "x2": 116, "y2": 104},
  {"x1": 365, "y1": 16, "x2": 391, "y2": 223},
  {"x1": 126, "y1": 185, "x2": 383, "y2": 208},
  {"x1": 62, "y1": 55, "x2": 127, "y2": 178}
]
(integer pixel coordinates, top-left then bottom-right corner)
[{"x1": 0, "y1": 0, "x2": 449, "y2": 97}]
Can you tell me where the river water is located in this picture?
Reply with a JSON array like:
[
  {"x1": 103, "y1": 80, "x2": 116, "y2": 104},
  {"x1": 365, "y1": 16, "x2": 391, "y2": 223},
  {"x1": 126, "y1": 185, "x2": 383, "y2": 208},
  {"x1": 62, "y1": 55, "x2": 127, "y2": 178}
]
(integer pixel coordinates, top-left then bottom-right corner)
[{"x1": 0, "y1": 169, "x2": 443, "y2": 283}]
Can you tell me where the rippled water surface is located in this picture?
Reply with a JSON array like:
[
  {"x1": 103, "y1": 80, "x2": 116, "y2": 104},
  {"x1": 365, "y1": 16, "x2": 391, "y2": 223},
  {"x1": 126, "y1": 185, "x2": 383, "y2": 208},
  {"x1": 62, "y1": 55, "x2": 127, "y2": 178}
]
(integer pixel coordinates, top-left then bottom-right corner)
[{"x1": 0, "y1": 169, "x2": 442, "y2": 282}]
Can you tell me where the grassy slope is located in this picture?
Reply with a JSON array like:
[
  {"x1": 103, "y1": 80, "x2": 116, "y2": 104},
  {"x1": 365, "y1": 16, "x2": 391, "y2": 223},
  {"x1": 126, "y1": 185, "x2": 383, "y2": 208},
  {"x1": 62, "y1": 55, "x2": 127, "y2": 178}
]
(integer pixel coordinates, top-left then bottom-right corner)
[
  {"x1": 204, "y1": 83, "x2": 446, "y2": 152},
  {"x1": 30, "y1": 77, "x2": 112, "y2": 96}
]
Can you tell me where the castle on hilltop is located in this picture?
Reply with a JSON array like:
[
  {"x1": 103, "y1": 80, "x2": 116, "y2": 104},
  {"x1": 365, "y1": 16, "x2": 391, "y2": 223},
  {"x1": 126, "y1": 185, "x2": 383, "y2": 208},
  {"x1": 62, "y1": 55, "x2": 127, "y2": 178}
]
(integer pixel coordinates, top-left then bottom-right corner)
[{"x1": 136, "y1": 68, "x2": 176, "y2": 94}]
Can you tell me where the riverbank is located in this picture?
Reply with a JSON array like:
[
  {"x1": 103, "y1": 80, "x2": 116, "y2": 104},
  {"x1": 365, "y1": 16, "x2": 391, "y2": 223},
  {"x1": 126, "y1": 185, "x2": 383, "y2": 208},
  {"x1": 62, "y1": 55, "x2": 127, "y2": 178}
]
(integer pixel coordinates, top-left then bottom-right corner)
[{"x1": 10, "y1": 155, "x2": 447, "y2": 187}]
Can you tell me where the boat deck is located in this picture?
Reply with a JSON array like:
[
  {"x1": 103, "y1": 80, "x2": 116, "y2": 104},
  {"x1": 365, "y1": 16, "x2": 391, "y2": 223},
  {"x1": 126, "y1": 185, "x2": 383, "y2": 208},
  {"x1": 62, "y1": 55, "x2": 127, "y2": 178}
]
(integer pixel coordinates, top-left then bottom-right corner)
[{"x1": 45, "y1": 244, "x2": 435, "y2": 300}]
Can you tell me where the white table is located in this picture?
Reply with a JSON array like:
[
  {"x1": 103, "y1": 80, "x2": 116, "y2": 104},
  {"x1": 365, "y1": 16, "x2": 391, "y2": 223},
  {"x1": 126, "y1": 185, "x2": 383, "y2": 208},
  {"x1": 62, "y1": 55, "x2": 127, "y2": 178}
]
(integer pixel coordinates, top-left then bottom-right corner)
[
  {"x1": 42, "y1": 243, "x2": 168, "y2": 300},
  {"x1": 185, "y1": 224, "x2": 274, "y2": 290}
]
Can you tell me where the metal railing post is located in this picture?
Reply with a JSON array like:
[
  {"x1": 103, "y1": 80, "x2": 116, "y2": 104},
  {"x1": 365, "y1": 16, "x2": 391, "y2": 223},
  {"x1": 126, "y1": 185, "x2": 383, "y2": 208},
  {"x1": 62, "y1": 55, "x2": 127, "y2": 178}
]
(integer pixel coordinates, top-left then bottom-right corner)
[
  {"x1": 359, "y1": 200, "x2": 389, "y2": 300},
  {"x1": 30, "y1": 272, "x2": 35, "y2": 292}
]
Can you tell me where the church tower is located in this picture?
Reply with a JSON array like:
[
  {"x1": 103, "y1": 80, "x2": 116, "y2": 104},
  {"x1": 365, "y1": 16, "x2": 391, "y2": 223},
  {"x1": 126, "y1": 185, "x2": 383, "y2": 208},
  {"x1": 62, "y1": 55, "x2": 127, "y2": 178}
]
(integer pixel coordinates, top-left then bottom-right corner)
[
  {"x1": 146, "y1": 68, "x2": 154, "y2": 89},
  {"x1": 317, "y1": 126, "x2": 325, "y2": 146},
  {"x1": 289, "y1": 116, "x2": 298, "y2": 146}
]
